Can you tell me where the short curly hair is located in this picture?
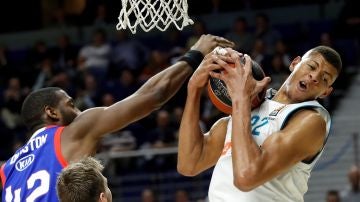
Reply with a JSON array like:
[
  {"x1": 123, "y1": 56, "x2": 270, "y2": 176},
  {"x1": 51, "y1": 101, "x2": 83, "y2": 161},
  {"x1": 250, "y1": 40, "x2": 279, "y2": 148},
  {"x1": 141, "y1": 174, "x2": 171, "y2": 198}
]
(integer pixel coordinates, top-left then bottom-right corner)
[{"x1": 21, "y1": 87, "x2": 62, "y2": 130}]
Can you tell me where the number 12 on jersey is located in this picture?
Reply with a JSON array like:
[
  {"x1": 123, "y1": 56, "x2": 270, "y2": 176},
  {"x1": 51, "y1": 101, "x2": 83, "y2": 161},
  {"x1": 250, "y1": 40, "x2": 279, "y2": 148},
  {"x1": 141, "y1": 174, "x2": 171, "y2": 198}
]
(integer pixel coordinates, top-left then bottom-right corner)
[{"x1": 5, "y1": 170, "x2": 50, "y2": 202}]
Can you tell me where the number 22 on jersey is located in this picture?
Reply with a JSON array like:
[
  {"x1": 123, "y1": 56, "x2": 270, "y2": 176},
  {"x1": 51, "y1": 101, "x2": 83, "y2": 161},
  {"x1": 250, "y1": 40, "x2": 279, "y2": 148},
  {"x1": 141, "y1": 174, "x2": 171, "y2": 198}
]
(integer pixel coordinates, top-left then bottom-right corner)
[{"x1": 251, "y1": 115, "x2": 268, "y2": 136}]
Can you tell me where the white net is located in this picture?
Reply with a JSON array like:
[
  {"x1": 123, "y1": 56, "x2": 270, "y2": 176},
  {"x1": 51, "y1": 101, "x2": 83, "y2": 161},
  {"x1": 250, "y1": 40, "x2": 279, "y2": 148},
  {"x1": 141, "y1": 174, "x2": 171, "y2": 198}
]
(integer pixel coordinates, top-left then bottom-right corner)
[{"x1": 116, "y1": 0, "x2": 194, "y2": 34}]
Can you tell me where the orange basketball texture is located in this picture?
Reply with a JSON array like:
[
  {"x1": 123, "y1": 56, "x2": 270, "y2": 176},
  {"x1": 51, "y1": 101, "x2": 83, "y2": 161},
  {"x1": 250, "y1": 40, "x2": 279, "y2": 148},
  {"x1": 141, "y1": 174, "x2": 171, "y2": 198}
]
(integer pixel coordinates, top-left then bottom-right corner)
[{"x1": 207, "y1": 59, "x2": 266, "y2": 114}]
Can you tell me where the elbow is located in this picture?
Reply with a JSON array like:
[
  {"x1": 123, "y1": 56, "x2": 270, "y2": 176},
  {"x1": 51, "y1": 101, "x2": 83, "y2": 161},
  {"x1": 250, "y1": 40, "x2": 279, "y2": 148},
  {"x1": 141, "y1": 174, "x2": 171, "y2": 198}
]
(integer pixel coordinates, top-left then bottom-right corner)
[
  {"x1": 177, "y1": 164, "x2": 198, "y2": 177},
  {"x1": 233, "y1": 179, "x2": 256, "y2": 192},
  {"x1": 233, "y1": 172, "x2": 258, "y2": 192}
]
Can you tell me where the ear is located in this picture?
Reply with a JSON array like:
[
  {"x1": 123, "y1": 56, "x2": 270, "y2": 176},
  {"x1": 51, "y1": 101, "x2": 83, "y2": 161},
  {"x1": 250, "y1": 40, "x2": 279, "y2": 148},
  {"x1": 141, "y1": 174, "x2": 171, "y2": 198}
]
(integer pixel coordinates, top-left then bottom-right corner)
[
  {"x1": 318, "y1": 86, "x2": 333, "y2": 99},
  {"x1": 289, "y1": 56, "x2": 301, "y2": 72},
  {"x1": 44, "y1": 106, "x2": 59, "y2": 121},
  {"x1": 99, "y1": 192, "x2": 107, "y2": 202}
]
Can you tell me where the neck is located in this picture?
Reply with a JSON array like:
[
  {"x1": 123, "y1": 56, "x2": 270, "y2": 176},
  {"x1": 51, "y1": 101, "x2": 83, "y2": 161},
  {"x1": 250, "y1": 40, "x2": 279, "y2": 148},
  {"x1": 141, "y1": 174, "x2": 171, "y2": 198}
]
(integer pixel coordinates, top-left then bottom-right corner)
[
  {"x1": 31, "y1": 124, "x2": 47, "y2": 133},
  {"x1": 271, "y1": 85, "x2": 293, "y2": 104}
]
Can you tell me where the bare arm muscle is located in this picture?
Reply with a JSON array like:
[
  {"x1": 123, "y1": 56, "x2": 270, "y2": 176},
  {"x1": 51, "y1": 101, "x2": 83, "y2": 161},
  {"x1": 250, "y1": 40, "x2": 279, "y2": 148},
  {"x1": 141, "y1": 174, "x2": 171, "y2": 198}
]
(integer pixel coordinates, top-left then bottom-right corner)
[{"x1": 232, "y1": 109, "x2": 327, "y2": 190}]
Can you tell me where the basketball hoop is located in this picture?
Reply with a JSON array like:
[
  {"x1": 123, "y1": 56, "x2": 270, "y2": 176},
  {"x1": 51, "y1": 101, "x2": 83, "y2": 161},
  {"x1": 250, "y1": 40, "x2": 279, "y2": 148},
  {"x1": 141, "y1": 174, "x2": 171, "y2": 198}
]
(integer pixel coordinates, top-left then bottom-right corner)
[{"x1": 116, "y1": 0, "x2": 194, "y2": 34}]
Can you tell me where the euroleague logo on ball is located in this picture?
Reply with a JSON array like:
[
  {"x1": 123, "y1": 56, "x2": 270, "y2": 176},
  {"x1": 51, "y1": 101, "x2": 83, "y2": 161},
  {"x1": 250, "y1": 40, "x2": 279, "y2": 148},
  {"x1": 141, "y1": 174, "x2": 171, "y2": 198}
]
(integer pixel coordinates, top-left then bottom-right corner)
[{"x1": 207, "y1": 48, "x2": 266, "y2": 114}]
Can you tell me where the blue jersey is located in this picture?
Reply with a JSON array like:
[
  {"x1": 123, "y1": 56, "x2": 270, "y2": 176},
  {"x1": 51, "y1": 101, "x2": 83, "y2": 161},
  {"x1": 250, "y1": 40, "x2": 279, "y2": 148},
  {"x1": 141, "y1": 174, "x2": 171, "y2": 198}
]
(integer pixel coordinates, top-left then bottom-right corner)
[{"x1": 1, "y1": 126, "x2": 68, "y2": 202}]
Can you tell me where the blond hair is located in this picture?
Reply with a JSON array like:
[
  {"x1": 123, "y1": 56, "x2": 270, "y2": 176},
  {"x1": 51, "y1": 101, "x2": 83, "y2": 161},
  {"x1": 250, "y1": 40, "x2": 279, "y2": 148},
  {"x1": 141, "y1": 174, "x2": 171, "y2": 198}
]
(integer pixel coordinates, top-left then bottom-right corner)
[{"x1": 56, "y1": 157, "x2": 105, "y2": 202}]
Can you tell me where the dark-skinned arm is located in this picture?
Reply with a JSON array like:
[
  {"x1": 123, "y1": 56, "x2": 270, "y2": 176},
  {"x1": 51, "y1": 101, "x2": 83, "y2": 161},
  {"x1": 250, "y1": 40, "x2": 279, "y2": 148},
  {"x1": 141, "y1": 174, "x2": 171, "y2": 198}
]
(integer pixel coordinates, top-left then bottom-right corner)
[{"x1": 62, "y1": 34, "x2": 234, "y2": 161}]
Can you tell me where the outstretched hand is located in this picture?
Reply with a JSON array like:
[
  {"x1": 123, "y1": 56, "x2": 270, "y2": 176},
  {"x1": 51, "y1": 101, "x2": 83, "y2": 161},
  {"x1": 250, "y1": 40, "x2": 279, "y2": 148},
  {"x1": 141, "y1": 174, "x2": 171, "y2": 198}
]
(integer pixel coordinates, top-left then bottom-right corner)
[
  {"x1": 210, "y1": 51, "x2": 271, "y2": 101},
  {"x1": 188, "y1": 52, "x2": 224, "y2": 90},
  {"x1": 191, "y1": 34, "x2": 235, "y2": 56}
]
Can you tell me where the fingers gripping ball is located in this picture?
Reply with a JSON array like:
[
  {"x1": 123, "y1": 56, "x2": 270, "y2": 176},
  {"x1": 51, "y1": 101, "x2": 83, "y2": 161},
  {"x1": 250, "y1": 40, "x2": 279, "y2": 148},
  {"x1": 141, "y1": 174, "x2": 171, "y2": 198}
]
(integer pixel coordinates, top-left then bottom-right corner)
[{"x1": 207, "y1": 49, "x2": 266, "y2": 114}]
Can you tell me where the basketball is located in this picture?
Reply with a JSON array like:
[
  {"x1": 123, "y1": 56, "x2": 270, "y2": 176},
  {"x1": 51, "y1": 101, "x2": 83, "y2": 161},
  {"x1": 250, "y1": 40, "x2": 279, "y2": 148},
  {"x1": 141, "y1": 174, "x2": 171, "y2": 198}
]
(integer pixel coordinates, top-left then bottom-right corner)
[{"x1": 207, "y1": 56, "x2": 266, "y2": 114}]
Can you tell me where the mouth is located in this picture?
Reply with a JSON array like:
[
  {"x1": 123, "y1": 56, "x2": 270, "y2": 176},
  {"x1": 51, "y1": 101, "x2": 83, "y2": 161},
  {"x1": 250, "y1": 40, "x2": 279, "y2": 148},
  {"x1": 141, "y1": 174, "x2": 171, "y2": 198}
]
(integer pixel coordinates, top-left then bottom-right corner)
[{"x1": 298, "y1": 81, "x2": 307, "y2": 91}]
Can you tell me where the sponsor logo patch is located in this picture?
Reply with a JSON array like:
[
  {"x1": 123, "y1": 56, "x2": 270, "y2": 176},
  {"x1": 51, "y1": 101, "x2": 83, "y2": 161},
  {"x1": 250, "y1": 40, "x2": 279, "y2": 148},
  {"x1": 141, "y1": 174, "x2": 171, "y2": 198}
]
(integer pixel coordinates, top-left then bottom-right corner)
[
  {"x1": 269, "y1": 105, "x2": 286, "y2": 117},
  {"x1": 15, "y1": 154, "x2": 35, "y2": 171}
]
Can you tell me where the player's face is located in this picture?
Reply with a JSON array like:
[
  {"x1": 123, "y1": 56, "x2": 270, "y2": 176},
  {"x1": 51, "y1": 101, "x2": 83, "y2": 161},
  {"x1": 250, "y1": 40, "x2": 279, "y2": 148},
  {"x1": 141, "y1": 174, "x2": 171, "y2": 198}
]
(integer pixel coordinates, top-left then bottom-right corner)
[
  {"x1": 281, "y1": 52, "x2": 338, "y2": 103},
  {"x1": 56, "y1": 90, "x2": 81, "y2": 125}
]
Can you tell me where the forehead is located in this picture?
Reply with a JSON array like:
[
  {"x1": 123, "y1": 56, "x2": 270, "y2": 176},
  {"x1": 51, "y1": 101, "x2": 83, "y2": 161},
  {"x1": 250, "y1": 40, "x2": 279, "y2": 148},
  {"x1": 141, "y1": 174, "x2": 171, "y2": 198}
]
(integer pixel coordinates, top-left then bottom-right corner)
[
  {"x1": 303, "y1": 52, "x2": 338, "y2": 76},
  {"x1": 56, "y1": 90, "x2": 72, "y2": 102}
]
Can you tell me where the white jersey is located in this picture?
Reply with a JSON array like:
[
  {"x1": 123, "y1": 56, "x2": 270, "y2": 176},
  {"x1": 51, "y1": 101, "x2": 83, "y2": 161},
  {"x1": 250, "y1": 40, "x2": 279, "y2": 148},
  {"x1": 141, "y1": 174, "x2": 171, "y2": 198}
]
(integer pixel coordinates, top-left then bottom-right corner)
[{"x1": 208, "y1": 89, "x2": 331, "y2": 202}]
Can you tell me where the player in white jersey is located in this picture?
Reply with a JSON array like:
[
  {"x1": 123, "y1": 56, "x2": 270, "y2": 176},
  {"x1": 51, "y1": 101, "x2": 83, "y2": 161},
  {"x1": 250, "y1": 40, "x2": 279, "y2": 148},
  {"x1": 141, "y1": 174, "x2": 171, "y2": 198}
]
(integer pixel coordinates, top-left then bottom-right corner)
[{"x1": 177, "y1": 46, "x2": 342, "y2": 201}]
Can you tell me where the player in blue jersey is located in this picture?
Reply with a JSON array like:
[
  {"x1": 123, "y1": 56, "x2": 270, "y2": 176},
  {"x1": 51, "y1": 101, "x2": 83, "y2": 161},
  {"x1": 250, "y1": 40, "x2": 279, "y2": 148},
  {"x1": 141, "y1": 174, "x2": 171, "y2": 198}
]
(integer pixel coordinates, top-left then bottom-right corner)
[{"x1": 0, "y1": 35, "x2": 234, "y2": 202}]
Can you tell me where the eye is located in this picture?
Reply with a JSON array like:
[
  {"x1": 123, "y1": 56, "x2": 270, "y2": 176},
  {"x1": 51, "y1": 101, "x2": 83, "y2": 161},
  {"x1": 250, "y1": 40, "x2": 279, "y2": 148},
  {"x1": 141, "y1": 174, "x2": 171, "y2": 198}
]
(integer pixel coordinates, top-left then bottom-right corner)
[
  {"x1": 323, "y1": 75, "x2": 329, "y2": 84},
  {"x1": 308, "y1": 64, "x2": 315, "y2": 70},
  {"x1": 69, "y1": 101, "x2": 75, "y2": 107}
]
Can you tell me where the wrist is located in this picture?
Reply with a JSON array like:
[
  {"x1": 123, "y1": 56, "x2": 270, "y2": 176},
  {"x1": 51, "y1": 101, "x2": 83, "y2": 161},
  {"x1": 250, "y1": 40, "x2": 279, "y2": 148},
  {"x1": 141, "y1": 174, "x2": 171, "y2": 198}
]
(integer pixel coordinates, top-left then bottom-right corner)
[
  {"x1": 187, "y1": 85, "x2": 202, "y2": 100},
  {"x1": 187, "y1": 81, "x2": 203, "y2": 92},
  {"x1": 232, "y1": 97, "x2": 251, "y2": 109},
  {"x1": 178, "y1": 50, "x2": 204, "y2": 71}
]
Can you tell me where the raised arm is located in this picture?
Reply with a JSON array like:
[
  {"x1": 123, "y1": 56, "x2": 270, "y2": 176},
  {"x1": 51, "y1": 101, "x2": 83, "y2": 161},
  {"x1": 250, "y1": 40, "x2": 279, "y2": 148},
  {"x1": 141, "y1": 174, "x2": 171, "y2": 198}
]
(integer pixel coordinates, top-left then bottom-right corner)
[
  {"x1": 212, "y1": 53, "x2": 326, "y2": 191},
  {"x1": 177, "y1": 52, "x2": 229, "y2": 176},
  {"x1": 62, "y1": 35, "x2": 234, "y2": 161},
  {"x1": 232, "y1": 109, "x2": 326, "y2": 191}
]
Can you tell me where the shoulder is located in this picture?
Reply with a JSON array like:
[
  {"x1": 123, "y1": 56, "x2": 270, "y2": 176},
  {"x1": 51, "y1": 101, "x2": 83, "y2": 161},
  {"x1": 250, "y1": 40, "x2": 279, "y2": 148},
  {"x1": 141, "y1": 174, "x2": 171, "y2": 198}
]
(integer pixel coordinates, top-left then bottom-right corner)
[
  {"x1": 285, "y1": 109, "x2": 326, "y2": 130},
  {"x1": 304, "y1": 109, "x2": 326, "y2": 122},
  {"x1": 288, "y1": 99, "x2": 329, "y2": 124},
  {"x1": 279, "y1": 100, "x2": 330, "y2": 130},
  {"x1": 281, "y1": 109, "x2": 327, "y2": 149},
  {"x1": 267, "y1": 109, "x2": 327, "y2": 161},
  {"x1": 210, "y1": 116, "x2": 230, "y2": 130},
  {"x1": 206, "y1": 116, "x2": 230, "y2": 138}
]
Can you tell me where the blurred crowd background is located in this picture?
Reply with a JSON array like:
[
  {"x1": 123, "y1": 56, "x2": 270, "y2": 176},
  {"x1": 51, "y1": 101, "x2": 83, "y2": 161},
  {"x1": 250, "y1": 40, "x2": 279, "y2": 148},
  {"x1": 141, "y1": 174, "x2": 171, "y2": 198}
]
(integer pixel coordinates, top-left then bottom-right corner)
[{"x1": 0, "y1": 0, "x2": 360, "y2": 201}]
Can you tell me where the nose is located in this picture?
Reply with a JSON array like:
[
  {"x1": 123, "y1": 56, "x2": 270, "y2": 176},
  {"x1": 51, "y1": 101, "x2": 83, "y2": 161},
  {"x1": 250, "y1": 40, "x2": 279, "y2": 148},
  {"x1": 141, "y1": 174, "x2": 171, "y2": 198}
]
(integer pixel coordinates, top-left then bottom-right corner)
[{"x1": 309, "y1": 72, "x2": 320, "y2": 84}]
